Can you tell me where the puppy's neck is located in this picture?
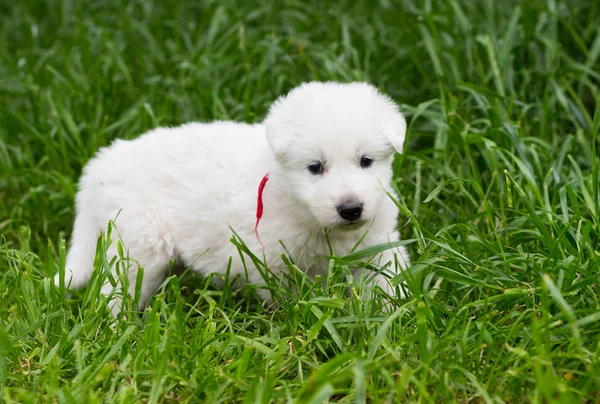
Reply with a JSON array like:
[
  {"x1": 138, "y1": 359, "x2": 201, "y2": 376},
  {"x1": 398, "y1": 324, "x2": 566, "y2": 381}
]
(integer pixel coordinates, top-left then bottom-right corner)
[{"x1": 259, "y1": 169, "x2": 318, "y2": 230}]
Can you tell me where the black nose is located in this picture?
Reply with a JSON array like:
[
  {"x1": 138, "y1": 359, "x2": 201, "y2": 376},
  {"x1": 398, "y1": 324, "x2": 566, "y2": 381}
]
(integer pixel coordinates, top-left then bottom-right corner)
[{"x1": 337, "y1": 203, "x2": 363, "y2": 221}]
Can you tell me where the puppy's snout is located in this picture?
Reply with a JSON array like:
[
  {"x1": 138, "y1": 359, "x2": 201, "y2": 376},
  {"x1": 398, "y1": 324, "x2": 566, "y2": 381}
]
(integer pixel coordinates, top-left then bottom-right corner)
[{"x1": 337, "y1": 202, "x2": 363, "y2": 221}]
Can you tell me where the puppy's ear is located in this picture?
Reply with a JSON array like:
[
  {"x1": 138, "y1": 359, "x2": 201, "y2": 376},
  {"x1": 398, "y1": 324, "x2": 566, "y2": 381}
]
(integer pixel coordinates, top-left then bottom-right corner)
[
  {"x1": 264, "y1": 101, "x2": 294, "y2": 160},
  {"x1": 265, "y1": 121, "x2": 293, "y2": 160},
  {"x1": 381, "y1": 109, "x2": 407, "y2": 154}
]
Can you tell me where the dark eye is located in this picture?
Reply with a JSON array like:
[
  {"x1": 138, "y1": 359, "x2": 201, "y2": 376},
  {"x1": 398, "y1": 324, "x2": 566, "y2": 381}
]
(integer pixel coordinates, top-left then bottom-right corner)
[
  {"x1": 360, "y1": 156, "x2": 373, "y2": 168},
  {"x1": 308, "y1": 162, "x2": 323, "y2": 175}
]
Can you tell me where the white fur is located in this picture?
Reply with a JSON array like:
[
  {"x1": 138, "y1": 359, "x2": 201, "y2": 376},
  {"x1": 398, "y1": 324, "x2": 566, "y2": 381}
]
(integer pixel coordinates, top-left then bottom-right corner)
[{"x1": 58, "y1": 82, "x2": 410, "y2": 313}]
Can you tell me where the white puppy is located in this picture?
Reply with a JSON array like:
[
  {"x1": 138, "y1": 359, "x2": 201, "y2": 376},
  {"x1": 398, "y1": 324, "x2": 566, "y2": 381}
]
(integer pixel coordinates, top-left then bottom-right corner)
[{"x1": 58, "y1": 82, "x2": 410, "y2": 312}]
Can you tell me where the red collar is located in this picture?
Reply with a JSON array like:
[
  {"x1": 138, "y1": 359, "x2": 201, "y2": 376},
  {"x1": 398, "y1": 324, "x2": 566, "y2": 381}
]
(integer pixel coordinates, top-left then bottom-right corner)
[{"x1": 254, "y1": 173, "x2": 269, "y2": 247}]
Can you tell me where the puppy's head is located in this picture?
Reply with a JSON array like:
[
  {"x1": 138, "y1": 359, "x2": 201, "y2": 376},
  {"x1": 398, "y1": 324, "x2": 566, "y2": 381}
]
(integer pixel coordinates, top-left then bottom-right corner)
[{"x1": 264, "y1": 82, "x2": 406, "y2": 229}]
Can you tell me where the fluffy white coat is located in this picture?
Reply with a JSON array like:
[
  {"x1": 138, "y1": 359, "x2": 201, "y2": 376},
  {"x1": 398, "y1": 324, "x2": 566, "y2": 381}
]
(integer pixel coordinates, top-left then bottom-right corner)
[{"x1": 59, "y1": 82, "x2": 410, "y2": 312}]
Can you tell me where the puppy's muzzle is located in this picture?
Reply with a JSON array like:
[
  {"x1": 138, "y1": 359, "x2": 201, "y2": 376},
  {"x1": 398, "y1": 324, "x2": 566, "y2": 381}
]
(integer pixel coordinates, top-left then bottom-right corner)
[{"x1": 337, "y1": 202, "x2": 363, "y2": 221}]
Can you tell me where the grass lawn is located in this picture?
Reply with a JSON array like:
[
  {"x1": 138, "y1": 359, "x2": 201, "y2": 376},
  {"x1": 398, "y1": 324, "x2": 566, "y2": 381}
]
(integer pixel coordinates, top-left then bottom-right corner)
[{"x1": 1, "y1": 0, "x2": 600, "y2": 402}]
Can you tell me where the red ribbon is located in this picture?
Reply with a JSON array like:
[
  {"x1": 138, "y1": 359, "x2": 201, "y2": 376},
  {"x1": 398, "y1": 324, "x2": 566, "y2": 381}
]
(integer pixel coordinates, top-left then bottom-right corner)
[{"x1": 255, "y1": 173, "x2": 269, "y2": 247}]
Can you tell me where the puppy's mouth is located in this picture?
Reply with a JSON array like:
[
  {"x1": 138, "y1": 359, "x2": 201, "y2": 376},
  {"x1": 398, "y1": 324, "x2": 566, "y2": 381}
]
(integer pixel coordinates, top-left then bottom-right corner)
[{"x1": 334, "y1": 220, "x2": 366, "y2": 231}]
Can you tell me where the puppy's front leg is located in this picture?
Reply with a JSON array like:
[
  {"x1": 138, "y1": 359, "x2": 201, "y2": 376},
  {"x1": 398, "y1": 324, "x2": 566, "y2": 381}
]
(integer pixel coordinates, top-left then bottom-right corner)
[
  {"x1": 377, "y1": 247, "x2": 409, "y2": 298},
  {"x1": 353, "y1": 246, "x2": 409, "y2": 307}
]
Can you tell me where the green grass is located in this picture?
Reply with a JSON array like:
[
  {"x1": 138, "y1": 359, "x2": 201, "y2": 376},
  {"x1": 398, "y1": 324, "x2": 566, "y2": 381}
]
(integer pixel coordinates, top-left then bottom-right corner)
[{"x1": 1, "y1": 0, "x2": 600, "y2": 402}]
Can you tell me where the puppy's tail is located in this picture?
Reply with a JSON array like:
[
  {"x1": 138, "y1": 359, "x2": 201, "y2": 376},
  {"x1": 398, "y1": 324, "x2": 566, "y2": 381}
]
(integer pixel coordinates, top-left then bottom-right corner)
[{"x1": 55, "y1": 213, "x2": 99, "y2": 290}]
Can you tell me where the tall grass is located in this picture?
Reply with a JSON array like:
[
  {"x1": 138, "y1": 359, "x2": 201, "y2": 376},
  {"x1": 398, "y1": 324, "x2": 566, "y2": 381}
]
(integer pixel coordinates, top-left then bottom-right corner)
[{"x1": 1, "y1": 0, "x2": 599, "y2": 401}]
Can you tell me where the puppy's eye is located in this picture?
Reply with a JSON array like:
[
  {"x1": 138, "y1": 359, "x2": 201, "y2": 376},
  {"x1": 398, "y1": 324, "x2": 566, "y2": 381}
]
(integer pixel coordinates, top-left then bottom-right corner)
[
  {"x1": 308, "y1": 162, "x2": 324, "y2": 175},
  {"x1": 360, "y1": 156, "x2": 374, "y2": 168}
]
